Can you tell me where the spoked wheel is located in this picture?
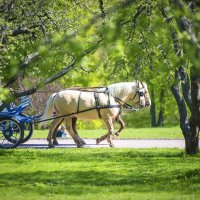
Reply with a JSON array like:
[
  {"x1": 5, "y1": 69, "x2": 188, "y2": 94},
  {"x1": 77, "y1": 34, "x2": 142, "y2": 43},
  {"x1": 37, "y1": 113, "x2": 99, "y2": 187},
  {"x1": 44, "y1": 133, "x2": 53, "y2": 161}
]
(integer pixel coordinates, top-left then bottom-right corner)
[
  {"x1": 0, "y1": 117, "x2": 24, "y2": 148},
  {"x1": 19, "y1": 114, "x2": 34, "y2": 143}
]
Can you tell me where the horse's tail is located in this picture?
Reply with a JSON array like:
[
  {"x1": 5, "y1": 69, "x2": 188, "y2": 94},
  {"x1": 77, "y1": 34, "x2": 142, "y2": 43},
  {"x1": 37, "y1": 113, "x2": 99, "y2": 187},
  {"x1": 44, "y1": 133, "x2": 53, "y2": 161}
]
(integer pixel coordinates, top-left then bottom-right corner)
[{"x1": 38, "y1": 93, "x2": 57, "y2": 125}]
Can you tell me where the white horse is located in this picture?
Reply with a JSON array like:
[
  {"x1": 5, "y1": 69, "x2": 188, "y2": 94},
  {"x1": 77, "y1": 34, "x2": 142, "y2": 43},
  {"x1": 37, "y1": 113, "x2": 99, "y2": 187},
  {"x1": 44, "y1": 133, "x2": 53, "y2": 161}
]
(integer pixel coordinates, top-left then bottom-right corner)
[{"x1": 39, "y1": 81, "x2": 151, "y2": 147}]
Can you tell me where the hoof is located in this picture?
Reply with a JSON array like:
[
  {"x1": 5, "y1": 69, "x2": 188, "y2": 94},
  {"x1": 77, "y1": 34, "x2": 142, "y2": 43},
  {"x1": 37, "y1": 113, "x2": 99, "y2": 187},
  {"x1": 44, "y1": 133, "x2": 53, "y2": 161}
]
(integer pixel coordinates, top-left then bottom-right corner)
[
  {"x1": 113, "y1": 133, "x2": 120, "y2": 139},
  {"x1": 109, "y1": 143, "x2": 115, "y2": 148},
  {"x1": 77, "y1": 143, "x2": 84, "y2": 148},
  {"x1": 81, "y1": 140, "x2": 86, "y2": 145},
  {"x1": 48, "y1": 143, "x2": 55, "y2": 148},
  {"x1": 112, "y1": 135, "x2": 118, "y2": 139},
  {"x1": 53, "y1": 140, "x2": 59, "y2": 145},
  {"x1": 115, "y1": 133, "x2": 119, "y2": 137},
  {"x1": 96, "y1": 138, "x2": 101, "y2": 145}
]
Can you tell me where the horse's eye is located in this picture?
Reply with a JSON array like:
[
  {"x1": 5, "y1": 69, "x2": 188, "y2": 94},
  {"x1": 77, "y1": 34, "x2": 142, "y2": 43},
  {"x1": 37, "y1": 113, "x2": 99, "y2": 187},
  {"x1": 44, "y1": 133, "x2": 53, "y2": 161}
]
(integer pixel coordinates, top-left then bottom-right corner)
[{"x1": 139, "y1": 91, "x2": 144, "y2": 97}]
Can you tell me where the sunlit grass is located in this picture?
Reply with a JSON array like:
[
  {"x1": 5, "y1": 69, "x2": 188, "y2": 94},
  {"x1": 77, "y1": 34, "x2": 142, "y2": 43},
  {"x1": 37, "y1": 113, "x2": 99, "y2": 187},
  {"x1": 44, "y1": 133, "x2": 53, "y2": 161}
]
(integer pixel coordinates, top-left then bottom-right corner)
[
  {"x1": 32, "y1": 127, "x2": 183, "y2": 139},
  {"x1": 0, "y1": 148, "x2": 199, "y2": 200}
]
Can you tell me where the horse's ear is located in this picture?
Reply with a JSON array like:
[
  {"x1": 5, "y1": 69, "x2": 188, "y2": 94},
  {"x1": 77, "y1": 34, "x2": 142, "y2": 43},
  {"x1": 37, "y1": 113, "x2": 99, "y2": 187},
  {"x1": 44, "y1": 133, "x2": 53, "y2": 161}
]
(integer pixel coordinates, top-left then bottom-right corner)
[{"x1": 137, "y1": 80, "x2": 141, "y2": 88}]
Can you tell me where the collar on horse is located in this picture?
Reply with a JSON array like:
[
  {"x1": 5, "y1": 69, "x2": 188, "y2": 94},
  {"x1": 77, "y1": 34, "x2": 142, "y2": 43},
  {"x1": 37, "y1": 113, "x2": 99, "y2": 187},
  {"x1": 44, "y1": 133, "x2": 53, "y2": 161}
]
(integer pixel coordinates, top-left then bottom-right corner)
[{"x1": 94, "y1": 89, "x2": 117, "y2": 119}]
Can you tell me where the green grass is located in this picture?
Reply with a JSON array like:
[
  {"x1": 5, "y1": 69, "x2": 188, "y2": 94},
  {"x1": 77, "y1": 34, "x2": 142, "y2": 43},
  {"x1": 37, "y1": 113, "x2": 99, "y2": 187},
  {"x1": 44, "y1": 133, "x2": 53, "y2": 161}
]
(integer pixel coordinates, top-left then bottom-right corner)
[
  {"x1": 0, "y1": 149, "x2": 199, "y2": 200},
  {"x1": 33, "y1": 127, "x2": 183, "y2": 139}
]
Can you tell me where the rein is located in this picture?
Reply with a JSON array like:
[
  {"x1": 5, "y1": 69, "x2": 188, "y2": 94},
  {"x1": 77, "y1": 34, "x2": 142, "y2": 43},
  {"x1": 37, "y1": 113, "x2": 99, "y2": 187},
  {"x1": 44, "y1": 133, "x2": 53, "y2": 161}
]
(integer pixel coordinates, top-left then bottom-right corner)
[
  {"x1": 34, "y1": 104, "x2": 122, "y2": 123},
  {"x1": 114, "y1": 97, "x2": 139, "y2": 111}
]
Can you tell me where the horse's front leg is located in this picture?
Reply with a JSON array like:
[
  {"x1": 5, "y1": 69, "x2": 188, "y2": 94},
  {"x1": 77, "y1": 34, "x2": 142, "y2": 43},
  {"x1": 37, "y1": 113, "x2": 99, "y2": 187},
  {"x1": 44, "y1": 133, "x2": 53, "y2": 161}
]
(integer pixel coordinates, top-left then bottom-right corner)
[
  {"x1": 96, "y1": 133, "x2": 109, "y2": 145},
  {"x1": 113, "y1": 115, "x2": 125, "y2": 139},
  {"x1": 104, "y1": 116, "x2": 115, "y2": 147},
  {"x1": 47, "y1": 118, "x2": 62, "y2": 148}
]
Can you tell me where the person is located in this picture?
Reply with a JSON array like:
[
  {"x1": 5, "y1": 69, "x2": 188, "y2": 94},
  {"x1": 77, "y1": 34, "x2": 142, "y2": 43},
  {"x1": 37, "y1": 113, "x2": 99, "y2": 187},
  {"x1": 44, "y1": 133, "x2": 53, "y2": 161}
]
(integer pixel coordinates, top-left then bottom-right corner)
[
  {"x1": 2, "y1": 88, "x2": 17, "y2": 111},
  {"x1": 56, "y1": 125, "x2": 69, "y2": 138}
]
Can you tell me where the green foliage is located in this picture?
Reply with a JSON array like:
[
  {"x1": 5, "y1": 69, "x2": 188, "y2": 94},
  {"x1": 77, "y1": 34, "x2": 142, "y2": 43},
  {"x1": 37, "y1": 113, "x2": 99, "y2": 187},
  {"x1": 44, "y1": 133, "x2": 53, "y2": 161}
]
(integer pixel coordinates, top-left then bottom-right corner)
[
  {"x1": 1, "y1": 0, "x2": 176, "y2": 86},
  {"x1": 1, "y1": 0, "x2": 198, "y2": 127},
  {"x1": 123, "y1": 99, "x2": 179, "y2": 128},
  {"x1": 123, "y1": 109, "x2": 151, "y2": 128},
  {"x1": 77, "y1": 120, "x2": 103, "y2": 130},
  {"x1": 0, "y1": 87, "x2": 9, "y2": 101}
]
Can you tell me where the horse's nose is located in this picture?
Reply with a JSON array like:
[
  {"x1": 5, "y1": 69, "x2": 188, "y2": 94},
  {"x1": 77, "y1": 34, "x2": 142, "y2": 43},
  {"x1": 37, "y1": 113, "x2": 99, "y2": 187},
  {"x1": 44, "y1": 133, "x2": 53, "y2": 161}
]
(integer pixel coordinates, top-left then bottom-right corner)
[
  {"x1": 145, "y1": 102, "x2": 150, "y2": 107},
  {"x1": 139, "y1": 104, "x2": 145, "y2": 108}
]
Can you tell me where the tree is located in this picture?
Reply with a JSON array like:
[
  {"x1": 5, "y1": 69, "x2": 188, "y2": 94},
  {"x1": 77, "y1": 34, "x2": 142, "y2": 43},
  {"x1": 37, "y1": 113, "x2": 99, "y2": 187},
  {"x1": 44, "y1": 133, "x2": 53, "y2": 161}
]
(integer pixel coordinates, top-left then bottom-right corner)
[
  {"x1": 161, "y1": 0, "x2": 199, "y2": 154},
  {"x1": 0, "y1": 0, "x2": 103, "y2": 108},
  {"x1": 0, "y1": 0, "x2": 199, "y2": 154}
]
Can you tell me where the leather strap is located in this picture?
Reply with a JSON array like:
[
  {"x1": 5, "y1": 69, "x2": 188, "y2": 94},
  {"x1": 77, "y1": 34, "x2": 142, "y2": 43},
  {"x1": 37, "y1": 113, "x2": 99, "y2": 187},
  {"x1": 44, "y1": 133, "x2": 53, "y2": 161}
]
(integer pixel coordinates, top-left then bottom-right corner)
[{"x1": 94, "y1": 92, "x2": 102, "y2": 119}]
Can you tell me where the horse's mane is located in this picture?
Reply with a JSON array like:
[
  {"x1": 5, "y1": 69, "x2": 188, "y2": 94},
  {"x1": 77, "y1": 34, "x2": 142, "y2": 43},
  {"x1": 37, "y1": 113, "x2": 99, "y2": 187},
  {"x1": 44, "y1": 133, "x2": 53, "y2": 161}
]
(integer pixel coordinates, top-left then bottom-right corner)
[
  {"x1": 65, "y1": 81, "x2": 141, "y2": 97},
  {"x1": 107, "y1": 82, "x2": 138, "y2": 97}
]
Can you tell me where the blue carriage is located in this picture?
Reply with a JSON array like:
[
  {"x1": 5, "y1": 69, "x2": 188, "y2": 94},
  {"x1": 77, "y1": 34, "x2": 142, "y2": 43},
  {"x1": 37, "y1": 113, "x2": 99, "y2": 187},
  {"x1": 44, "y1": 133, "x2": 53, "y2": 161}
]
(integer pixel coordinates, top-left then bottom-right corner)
[{"x1": 0, "y1": 96, "x2": 34, "y2": 148}]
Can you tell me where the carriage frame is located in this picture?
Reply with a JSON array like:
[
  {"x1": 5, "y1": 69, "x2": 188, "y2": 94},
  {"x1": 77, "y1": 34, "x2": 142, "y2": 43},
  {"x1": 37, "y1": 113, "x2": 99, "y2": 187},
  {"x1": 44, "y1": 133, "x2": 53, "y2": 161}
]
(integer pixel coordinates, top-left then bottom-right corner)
[{"x1": 0, "y1": 96, "x2": 34, "y2": 148}]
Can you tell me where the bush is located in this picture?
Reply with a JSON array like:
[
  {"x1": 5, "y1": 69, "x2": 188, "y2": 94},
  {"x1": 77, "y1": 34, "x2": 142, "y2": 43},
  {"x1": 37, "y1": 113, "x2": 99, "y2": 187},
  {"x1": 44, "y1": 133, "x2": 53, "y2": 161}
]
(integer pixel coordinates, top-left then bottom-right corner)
[{"x1": 77, "y1": 120, "x2": 103, "y2": 130}]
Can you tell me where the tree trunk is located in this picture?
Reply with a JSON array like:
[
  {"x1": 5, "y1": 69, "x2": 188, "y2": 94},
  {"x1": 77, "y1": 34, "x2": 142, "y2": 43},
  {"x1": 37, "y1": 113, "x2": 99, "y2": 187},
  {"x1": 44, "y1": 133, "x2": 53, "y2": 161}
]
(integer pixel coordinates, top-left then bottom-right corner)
[
  {"x1": 170, "y1": 69, "x2": 191, "y2": 151},
  {"x1": 185, "y1": 119, "x2": 199, "y2": 154},
  {"x1": 157, "y1": 89, "x2": 165, "y2": 127},
  {"x1": 186, "y1": 77, "x2": 200, "y2": 154},
  {"x1": 150, "y1": 86, "x2": 157, "y2": 127},
  {"x1": 157, "y1": 109, "x2": 164, "y2": 127},
  {"x1": 171, "y1": 70, "x2": 199, "y2": 155}
]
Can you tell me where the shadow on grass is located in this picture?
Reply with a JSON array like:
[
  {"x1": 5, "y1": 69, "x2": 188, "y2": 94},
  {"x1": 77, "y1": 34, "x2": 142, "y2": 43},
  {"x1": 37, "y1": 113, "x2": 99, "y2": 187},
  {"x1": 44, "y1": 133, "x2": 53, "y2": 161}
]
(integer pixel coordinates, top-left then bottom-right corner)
[
  {"x1": 0, "y1": 167, "x2": 200, "y2": 195},
  {"x1": 0, "y1": 149, "x2": 199, "y2": 196}
]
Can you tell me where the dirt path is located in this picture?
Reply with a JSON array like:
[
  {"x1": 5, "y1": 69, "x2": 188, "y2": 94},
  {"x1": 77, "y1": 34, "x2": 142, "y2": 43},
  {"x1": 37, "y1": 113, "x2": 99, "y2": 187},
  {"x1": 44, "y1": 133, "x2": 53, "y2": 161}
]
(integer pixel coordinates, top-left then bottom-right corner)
[{"x1": 18, "y1": 138, "x2": 187, "y2": 149}]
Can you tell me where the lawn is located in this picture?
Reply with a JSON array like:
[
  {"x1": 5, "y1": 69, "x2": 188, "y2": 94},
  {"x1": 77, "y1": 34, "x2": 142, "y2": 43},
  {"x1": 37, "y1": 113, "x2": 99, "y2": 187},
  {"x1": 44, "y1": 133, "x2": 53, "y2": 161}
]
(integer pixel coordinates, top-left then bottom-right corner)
[
  {"x1": 0, "y1": 148, "x2": 199, "y2": 200},
  {"x1": 33, "y1": 127, "x2": 183, "y2": 139}
]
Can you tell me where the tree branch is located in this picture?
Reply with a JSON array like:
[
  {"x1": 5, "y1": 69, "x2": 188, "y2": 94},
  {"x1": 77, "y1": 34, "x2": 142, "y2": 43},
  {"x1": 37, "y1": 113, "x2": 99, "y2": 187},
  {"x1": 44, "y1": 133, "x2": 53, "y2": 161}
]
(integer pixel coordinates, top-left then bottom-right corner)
[
  {"x1": 12, "y1": 26, "x2": 33, "y2": 36},
  {"x1": 4, "y1": 52, "x2": 39, "y2": 88},
  {"x1": 98, "y1": 0, "x2": 106, "y2": 18},
  {"x1": 0, "y1": 40, "x2": 101, "y2": 111},
  {"x1": 121, "y1": 5, "x2": 146, "y2": 25},
  {"x1": 178, "y1": 66, "x2": 192, "y2": 110}
]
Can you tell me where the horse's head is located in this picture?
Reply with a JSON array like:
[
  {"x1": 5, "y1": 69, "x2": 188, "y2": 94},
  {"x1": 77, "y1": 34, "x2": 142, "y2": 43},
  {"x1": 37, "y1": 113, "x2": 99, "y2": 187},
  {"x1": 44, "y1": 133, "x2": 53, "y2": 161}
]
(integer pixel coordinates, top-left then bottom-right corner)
[{"x1": 131, "y1": 82, "x2": 151, "y2": 108}]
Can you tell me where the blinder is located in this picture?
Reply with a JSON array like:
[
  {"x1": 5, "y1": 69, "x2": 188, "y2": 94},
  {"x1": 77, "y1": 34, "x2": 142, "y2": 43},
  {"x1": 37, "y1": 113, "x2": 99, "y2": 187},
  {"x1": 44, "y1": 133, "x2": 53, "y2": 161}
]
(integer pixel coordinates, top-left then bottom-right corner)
[
  {"x1": 130, "y1": 83, "x2": 150, "y2": 108},
  {"x1": 138, "y1": 89, "x2": 145, "y2": 97}
]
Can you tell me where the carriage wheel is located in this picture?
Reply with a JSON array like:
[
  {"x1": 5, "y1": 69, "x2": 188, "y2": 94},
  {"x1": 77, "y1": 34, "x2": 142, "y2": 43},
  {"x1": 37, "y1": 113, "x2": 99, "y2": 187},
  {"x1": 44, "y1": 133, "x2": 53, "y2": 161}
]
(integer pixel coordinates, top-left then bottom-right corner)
[
  {"x1": 0, "y1": 117, "x2": 24, "y2": 148},
  {"x1": 19, "y1": 113, "x2": 34, "y2": 143}
]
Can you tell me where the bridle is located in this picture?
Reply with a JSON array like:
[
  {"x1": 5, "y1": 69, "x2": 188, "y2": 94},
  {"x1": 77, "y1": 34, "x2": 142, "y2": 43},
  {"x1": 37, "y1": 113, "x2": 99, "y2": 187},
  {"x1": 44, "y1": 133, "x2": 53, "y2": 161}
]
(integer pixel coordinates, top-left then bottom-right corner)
[
  {"x1": 113, "y1": 81, "x2": 150, "y2": 111},
  {"x1": 130, "y1": 81, "x2": 149, "y2": 108}
]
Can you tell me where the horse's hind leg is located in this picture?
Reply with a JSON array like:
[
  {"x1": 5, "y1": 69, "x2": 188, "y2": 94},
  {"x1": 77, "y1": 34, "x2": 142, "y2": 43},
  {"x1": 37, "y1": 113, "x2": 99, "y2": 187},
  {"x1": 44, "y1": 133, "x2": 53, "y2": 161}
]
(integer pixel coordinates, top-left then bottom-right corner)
[
  {"x1": 47, "y1": 118, "x2": 62, "y2": 148},
  {"x1": 72, "y1": 118, "x2": 86, "y2": 145},
  {"x1": 52, "y1": 119, "x2": 63, "y2": 145},
  {"x1": 113, "y1": 115, "x2": 125, "y2": 139},
  {"x1": 65, "y1": 118, "x2": 84, "y2": 148}
]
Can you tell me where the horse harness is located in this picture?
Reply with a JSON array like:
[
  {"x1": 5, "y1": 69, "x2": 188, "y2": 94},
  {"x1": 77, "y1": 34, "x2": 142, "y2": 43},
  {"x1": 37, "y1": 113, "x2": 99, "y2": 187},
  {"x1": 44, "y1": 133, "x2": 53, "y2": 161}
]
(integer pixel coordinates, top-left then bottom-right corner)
[
  {"x1": 76, "y1": 90, "x2": 107, "y2": 119},
  {"x1": 77, "y1": 88, "x2": 116, "y2": 119},
  {"x1": 76, "y1": 81, "x2": 147, "y2": 119}
]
